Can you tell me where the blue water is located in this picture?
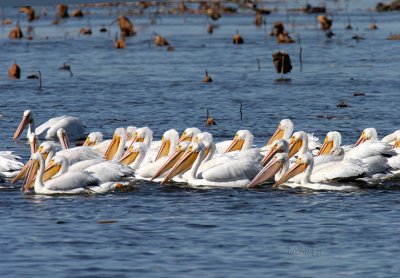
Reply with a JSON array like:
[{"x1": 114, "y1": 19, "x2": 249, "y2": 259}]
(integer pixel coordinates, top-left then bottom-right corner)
[{"x1": 1, "y1": 1, "x2": 400, "y2": 276}]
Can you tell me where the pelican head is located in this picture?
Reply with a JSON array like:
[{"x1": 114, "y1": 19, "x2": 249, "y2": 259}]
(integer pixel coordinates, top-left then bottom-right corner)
[
  {"x1": 155, "y1": 129, "x2": 179, "y2": 161},
  {"x1": 38, "y1": 142, "x2": 56, "y2": 162},
  {"x1": 193, "y1": 132, "x2": 213, "y2": 143},
  {"x1": 225, "y1": 130, "x2": 254, "y2": 153},
  {"x1": 355, "y1": 128, "x2": 378, "y2": 147},
  {"x1": 288, "y1": 131, "x2": 308, "y2": 158},
  {"x1": 105, "y1": 127, "x2": 126, "y2": 161},
  {"x1": 248, "y1": 153, "x2": 289, "y2": 187},
  {"x1": 161, "y1": 142, "x2": 205, "y2": 184},
  {"x1": 261, "y1": 139, "x2": 289, "y2": 166},
  {"x1": 13, "y1": 110, "x2": 34, "y2": 140},
  {"x1": 273, "y1": 153, "x2": 313, "y2": 188},
  {"x1": 131, "y1": 127, "x2": 153, "y2": 149},
  {"x1": 151, "y1": 141, "x2": 191, "y2": 181},
  {"x1": 57, "y1": 128, "x2": 69, "y2": 150},
  {"x1": 318, "y1": 131, "x2": 341, "y2": 156},
  {"x1": 28, "y1": 132, "x2": 38, "y2": 154},
  {"x1": 126, "y1": 126, "x2": 137, "y2": 141},
  {"x1": 83, "y1": 132, "x2": 103, "y2": 146},
  {"x1": 266, "y1": 119, "x2": 294, "y2": 146},
  {"x1": 119, "y1": 142, "x2": 147, "y2": 169},
  {"x1": 11, "y1": 133, "x2": 38, "y2": 184},
  {"x1": 30, "y1": 155, "x2": 70, "y2": 188},
  {"x1": 178, "y1": 127, "x2": 201, "y2": 143},
  {"x1": 23, "y1": 152, "x2": 47, "y2": 193},
  {"x1": 381, "y1": 130, "x2": 400, "y2": 147}
]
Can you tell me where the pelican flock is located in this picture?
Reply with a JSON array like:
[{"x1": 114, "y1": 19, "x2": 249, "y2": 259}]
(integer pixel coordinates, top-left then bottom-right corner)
[{"x1": 3, "y1": 111, "x2": 400, "y2": 195}]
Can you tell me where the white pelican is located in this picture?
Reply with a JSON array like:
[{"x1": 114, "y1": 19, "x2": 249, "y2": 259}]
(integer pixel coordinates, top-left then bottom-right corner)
[
  {"x1": 147, "y1": 141, "x2": 191, "y2": 181},
  {"x1": 248, "y1": 153, "x2": 290, "y2": 187},
  {"x1": 260, "y1": 139, "x2": 289, "y2": 166},
  {"x1": 154, "y1": 129, "x2": 179, "y2": 161},
  {"x1": 0, "y1": 150, "x2": 24, "y2": 179},
  {"x1": 83, "y1": 132, "x2": 109, "y2": 155},
  {"x1": 38, "y1": 141, "x2": 101, "y2": 165},
  {"x1": 9, "y1": 133, "x2": 38, "y2": 182},
  {"x1": 224, "y1": 130, "x2": 254, "y2": 153},
  {"x1": 104, "y1": 127, "x2": 128, "y2": 161},
  {"x1": 83, "y1": 127, "x2": 137, "y2": 155},
  {"x1": 23, "y1": 153, "x2": 99, "y2": 194},
  {"x1": 381, "y1": 130, "x2": 400, "y2": 146},
  {"x1": 161, "y1": 142, "x2": 261, "y2": 188},
  {"x1": 13, "y1": 110, "x2": 85, "y2": 141},
  {"x1": 42, "y1": 155, "x2": 134, "y2": 184},
  {"x1": 320, "y1": 131, "x2": 394, "y2": 175},
  {"x1": 57, "y1": 128, "x2": 69, "y2": 150},
  {"x1": 125, "y1": 126, "x2": 138, "y2": 148},
  {"x1": 119, "y1": 142, "x2": 147, "y2": 170},
  {"x1": 178, "y1": 127, "x2": 201, "y2": 143},
  {"x1": 287, "y1": 131, "x2": 322, "y2": 158},
  {"x1": 273, "y1": 153, "x2": 360, "y2": 191},
  {"x1": 354, "y1": 128, "x2": 379, "y2": 147},
  {"x1": 266, "y1": 119, "x2": 294, "y2": 145},
  {"x1": 264, "y1": 119, "x2": 320, "y2": 151}
]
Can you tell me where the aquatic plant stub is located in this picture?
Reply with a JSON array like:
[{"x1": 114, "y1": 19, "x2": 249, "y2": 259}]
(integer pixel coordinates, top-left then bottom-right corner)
[
  {"x1": 114, "y1": 16, "x2": 135, "y2": 37},
  {"x1": 8, "y1": 63, "x2": 21, "y2": 80},
  {"x1": 2, "y1": 18, "x2": 12, "y2": 25},
  {"x1": 254, "y1": 13, "x2": 263, "y2": 26},
  {"x1": 203, "y1": 70, "x2": 213, "y2": 83},
  {"x1": 114, "y1": 35, "x2": 126, "y2": 49},
  {"x1": 72, "y1": 9, "x2": 84, "y2": 17},
  {"x1": 272, "y1": 51, "x2": 292, "y2": 74},
  {"x1": 317, "y1": 15, "x2": 333, "y2": 30},
  {"x1": 155, "y1": 34, "x2": 169, "y2": 46},
  {"x1": 376, "y1": 0, "x2": 400, "y2": 12},
  {"x1": 19, "y1": 6, "x2": 36, "y2": 22},
  {"x1": 233, "y1": 31, "x2": 244, "y2": 44},
  {"x1": 57, "y1": 5, "x2": 69, "y2": 18},
  {"x1": 9, "y1": 25, "x2": 23, "y2": 39}
]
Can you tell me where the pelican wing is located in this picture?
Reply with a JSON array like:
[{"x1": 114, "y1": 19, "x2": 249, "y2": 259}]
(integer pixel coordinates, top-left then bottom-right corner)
[
  {"x1": 68, "y1": 159, "x2": 103, "y2": 172},
  {"x1": 346, "y1": 141, "x2": 395, "y2": 160},
  {"x1": 202, "y1": 160, "x2": 261, "y2": 182},
  {"x1": 35, "y1": 115, "x2": 67, "y2": 137},
  {"x1": 309, "y1": 159, "x2": 366, "y2": 183},
  {"x1": 58, "y1": 147, "x2": 101, "y2": 165},
  {"x1": 0, "y1": 155, "x2": 24, "y2": 172},
  {"x1": 45, "y1": 116, "x2": 85, "y2": 140},
  {"x1": 45, "y1": 171, "x2": 99, "y2": 191},
  {"x1": 85, "y1": 161, "x2": 134, "y2": 182}
]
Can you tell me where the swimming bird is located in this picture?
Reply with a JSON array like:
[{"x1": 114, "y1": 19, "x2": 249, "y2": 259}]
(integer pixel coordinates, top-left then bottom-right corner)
[
  {"x1": 224, "y1": 130, "x2": 254, "y2": 153},
  {"x1": 161, "y1": 142, "x2": 261, "y2": 187},
  {"x1": 273, "y1": 153, "x2": 360, "y2": 191},
  {"x1": 23, "y1": 153, "x2": 99, "y2": 194},
  {"x1": 354, "y1": 128, "x2": 379, "y2": 147},
  {"x1": 43, "y1": 155, "x2": 134, "y2": 184},
  {"x1": 248, "y1": 153, "x2": 290, "y2": 187},
  {"x1": 154, "y1": 129, "x2": 179, "y2": 161},
  {"x1": 178, "y1": 127, "x2": 201, "y2": 143},
  {"x1": 13, "y1": 110, "x2": 85, "y2": 141},
  {"x1": 266, "y1": 119, "x2": 294, "y2": 145},
  {"x1": 264, "y1": 119, "x2": 320, "y2": 152},
  {"x1": 320, "y1": 130, "x2": 394, "y2": 176}
]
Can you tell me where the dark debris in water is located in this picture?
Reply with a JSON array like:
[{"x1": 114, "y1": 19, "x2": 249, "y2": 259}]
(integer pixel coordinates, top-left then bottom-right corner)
[
  {"x1": 337, "y1": 100, "x2": 349, "y2": 108},
  {"x1": 353, "y1": 92, "x2": 366, "y2": 96},
  {"x1": 97, "y1": 220, "x2": 118, "y2": 224}
]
